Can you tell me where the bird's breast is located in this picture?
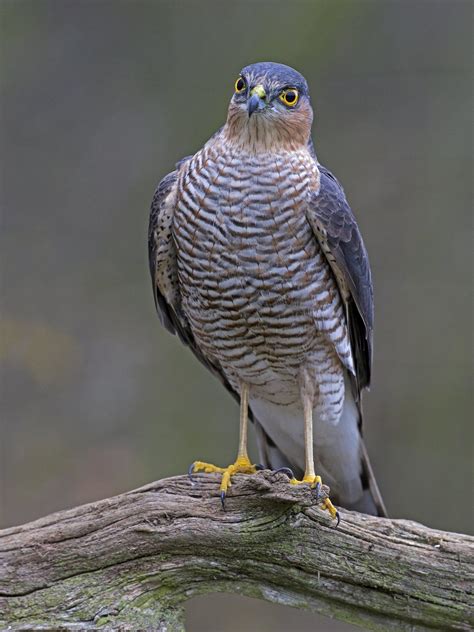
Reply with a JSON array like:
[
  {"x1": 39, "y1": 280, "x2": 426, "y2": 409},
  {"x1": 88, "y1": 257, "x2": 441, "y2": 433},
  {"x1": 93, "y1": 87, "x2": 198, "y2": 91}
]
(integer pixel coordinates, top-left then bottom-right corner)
[
  {"x1": 174, "y1": 140, "x2": 320, "y2": 283},
  {"x1": 173, "y1": 140, "x2": 343, "y2": 396}
]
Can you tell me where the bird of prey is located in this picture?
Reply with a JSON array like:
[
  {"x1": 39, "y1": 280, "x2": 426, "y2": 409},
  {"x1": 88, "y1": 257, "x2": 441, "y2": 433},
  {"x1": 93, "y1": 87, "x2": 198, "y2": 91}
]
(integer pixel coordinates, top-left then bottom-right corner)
[{"x1": 148, "y1": 61, "x2": 387, "y2": 520}]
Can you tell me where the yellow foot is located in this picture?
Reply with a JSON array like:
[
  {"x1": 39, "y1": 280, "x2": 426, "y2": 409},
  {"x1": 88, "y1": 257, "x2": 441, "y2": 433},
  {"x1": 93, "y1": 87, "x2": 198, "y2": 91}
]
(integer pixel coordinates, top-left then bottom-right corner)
[
  {"x1": 189, "y1": 456, "x2": 258, "y2": 509},
  {"x1": 289, "y1": 474, "x2": 340, "y2": 525}
]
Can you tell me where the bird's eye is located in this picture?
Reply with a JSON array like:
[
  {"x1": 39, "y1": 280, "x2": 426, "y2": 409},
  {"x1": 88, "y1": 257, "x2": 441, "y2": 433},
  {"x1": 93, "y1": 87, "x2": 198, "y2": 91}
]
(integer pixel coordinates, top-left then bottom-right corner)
[
  {"x1": 234, "y1": 77, "x2": 246, "y2": 94},
  {"x1": 279, "y1": 89, "x2": 299, "y2": 107}
]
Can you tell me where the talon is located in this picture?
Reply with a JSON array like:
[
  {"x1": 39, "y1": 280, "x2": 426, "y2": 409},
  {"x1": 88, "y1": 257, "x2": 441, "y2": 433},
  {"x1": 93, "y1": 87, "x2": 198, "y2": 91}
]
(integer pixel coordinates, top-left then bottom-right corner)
[
  {"x1": 255, "y1": 463, "x2": 266, "y2": 471},
  {"x1": 323, "y1": 497, "x2": 339, "y2": 523},
  {"x1": 287, "y1": 474, "x2": 339, "y2": 523},
  {"x1": 188, "y1": 462, "x2": 197, "y2": 484},
  {"x1": 314, "y1": 480, "x2": 321, "y2": 504},
  {"x1": 273, "y1": 467, "x2": 294, "y2": 479},
  {"x1": 189, "y1": 455, "x2": 258, "y2": 508},
  {"x1": 290, "y1": 474, "x2": 321, "y2": 487}
]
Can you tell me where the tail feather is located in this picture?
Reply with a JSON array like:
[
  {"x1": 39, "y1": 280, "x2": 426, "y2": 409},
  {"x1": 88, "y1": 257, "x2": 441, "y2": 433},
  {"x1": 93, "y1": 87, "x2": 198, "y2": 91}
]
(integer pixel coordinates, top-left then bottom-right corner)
[{"x1": 359, "y1": 438, "x2": 388, "y2": 517}]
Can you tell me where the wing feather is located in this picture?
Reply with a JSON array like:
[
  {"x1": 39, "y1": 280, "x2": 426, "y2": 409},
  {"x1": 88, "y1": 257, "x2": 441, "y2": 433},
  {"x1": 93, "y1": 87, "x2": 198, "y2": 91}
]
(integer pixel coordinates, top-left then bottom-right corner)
[
  {"x1": 304, "y1": 163, "x2": 386, "y2": 515},
  {"x1": 148, "y1": 160, "x2": 242, "y2": 406},
  {"x1": 306, "y1": 165, "x2": 374, "y2": 393}
]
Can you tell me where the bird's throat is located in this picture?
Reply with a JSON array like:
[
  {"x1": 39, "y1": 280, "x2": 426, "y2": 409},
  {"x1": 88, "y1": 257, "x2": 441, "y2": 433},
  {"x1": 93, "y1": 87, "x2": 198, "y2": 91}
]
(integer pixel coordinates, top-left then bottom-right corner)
[{"x1": 224, "y1": 107, "x2": 311, "y2": 153}]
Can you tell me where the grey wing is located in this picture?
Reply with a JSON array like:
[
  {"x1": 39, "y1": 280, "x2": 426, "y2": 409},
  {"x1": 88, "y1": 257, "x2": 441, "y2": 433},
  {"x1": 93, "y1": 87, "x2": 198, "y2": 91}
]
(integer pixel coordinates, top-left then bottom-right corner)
[
  {"x1": 148, "y1": 160, "x2": 242, "y2": 406},
  {"x1": 305, "y1": 164, "x2": 387, "y2": 516},
  {"x1": 148, "y1": 168, "x2": 182, "y2": 336},
  {"x1": 306, "y1": 164, "x2": 374, "y2": 394}
]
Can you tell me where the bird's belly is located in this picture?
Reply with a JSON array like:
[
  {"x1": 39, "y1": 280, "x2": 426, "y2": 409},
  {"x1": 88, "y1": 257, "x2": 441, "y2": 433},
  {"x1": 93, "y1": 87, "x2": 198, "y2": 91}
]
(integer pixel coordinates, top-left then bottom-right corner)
[
  {"x1": 179, "y1": 267, "x2": 330, "y2": 404},
  {"x1": 174, "y1": 145, "x2": 344, "y2": 403}
]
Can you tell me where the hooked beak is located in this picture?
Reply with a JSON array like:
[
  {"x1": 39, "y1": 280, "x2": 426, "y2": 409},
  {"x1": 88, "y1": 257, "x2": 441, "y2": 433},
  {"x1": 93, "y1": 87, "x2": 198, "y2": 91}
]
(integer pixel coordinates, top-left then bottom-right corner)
[{"x1": 247, "y1": 84, "x2": 266, "y2": 117}]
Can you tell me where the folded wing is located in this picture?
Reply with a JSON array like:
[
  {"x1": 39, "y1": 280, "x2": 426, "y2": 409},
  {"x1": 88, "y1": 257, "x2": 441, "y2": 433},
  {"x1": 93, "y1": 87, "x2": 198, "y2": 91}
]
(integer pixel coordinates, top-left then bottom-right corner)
[{"x1": 148, "y1": 160, "x2": 243, "y2": 406}]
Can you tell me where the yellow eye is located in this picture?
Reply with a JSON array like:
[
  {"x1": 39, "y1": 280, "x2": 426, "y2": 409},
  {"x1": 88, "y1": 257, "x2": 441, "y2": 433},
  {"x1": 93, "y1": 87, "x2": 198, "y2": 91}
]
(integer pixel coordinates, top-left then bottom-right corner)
[
  {"x1": 234, "y1": 76, "x2": 246, "y2": 93},
  {"x1": 279, "y1": 88, "x2": 299, "y2": 107}
]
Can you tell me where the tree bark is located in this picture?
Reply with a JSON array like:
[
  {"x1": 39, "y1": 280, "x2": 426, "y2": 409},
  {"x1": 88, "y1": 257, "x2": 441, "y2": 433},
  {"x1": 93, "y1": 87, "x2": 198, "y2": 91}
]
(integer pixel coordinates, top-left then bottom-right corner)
[{"x1": 0, "y1": 471, "x2": 472, "y2": 631}]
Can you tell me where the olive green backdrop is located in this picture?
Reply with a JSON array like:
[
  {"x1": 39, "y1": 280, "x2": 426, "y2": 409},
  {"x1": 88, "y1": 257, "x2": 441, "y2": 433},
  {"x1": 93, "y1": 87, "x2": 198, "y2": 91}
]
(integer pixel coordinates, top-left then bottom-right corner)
[{"x1": 1, "y1": 1, "x2": 472, "y2": 630}]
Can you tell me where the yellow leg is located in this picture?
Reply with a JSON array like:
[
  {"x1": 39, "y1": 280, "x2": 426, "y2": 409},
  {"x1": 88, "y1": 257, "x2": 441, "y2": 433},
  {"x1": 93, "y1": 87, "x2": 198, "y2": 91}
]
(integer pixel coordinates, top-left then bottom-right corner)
[
  {"x1": 289, "y1": 380, "x2": 340, "y2": 524},
  {"x1": 191, "y1": 383, "x2": 258, "y2": 507},
  {"x1": 237, "y1": 381, "x2": 250, "y2": 460}
]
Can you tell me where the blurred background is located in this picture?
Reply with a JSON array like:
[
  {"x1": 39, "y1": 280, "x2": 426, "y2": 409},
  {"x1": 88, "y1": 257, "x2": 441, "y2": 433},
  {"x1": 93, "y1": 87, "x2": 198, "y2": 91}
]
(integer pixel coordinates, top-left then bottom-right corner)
[{"x1": 1, "y1": 1, "x2": 472, "y2": 630}]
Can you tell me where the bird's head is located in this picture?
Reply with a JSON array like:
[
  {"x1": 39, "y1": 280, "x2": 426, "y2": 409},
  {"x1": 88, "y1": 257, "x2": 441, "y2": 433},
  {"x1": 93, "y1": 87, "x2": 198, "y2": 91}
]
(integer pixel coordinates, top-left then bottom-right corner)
[{"x1": 224, "y1": 62, "x2": 313, "y2": 152}]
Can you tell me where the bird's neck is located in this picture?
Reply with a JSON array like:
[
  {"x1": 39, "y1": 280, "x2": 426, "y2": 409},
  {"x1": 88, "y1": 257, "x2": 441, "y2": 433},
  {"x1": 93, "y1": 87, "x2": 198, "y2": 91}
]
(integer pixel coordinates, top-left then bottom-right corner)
[{"x1": 223, "y1": 107, "x2": 311, "y2": 154}]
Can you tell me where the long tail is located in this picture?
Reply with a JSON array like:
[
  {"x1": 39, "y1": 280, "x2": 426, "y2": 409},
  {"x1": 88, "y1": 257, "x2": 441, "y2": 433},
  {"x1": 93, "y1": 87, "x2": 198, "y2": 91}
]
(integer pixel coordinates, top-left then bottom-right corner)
[{"x1": 358, "y1": 437, "x2": 388, "y2": 517}]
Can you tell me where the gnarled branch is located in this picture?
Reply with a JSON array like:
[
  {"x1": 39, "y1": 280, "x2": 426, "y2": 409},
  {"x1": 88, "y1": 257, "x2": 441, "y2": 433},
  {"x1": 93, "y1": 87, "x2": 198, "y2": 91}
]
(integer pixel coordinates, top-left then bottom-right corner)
[{"x1": 0, "y1": 471, "x2": 472, "y2": 631}]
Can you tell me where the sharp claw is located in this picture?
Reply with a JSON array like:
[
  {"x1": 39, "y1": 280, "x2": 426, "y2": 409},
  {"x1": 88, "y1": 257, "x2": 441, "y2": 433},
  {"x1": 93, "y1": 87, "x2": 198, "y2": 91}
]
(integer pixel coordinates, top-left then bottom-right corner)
[
  {"x1": 188, "y1": 462, "x2": 196, "y2": 485},
  {"x1": 273, "y1": 467, "x2": 294, "y2": 479},
  {"x1": 314, "y1": 480, "x2": 321, "y2": 504},
  {"x1": 220, "y1": 490, "x2": 226, "y2": 511},
  {"x1": 335, "y1": 511, "x2": 341, "y2": 527},
  {"x1": 255, "y1": 463, "x2": 265, "y2": 471}
]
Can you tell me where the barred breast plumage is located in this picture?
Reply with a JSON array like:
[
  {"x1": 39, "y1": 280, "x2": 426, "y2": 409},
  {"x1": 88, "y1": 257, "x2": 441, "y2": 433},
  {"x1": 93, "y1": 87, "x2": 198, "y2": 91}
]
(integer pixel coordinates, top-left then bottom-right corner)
[{"x1": 173, "y1": 134, "x2": 353, "y2": 423}]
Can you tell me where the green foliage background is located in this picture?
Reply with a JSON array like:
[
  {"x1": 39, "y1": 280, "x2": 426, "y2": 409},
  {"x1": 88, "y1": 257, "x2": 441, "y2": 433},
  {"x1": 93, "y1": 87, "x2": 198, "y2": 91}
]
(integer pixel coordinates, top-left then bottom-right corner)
[{"x1": 1, "y1": 1, "x2": 472, "y2": 630}]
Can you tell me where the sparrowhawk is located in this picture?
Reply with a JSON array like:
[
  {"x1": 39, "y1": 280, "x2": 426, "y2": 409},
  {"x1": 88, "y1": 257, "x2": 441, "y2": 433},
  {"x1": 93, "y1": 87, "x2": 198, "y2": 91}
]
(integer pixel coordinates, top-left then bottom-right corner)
[{"x1": 148, "y1": 62, "x2": 387, "y2": 519}]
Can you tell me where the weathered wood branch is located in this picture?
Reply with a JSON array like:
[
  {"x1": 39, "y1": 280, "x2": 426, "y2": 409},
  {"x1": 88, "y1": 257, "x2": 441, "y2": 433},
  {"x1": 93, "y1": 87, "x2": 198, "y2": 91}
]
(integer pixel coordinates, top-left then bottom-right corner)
[{"x1": 0, "y1": 471, "x2": 472, "y2": 631}]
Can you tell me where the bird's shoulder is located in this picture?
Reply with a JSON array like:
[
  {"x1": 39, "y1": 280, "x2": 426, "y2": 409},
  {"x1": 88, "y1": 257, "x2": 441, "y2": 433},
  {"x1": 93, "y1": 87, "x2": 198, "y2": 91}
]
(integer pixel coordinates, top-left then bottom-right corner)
[{"x1": 148, "y1": 154, "x2": 193, "y2": 238}]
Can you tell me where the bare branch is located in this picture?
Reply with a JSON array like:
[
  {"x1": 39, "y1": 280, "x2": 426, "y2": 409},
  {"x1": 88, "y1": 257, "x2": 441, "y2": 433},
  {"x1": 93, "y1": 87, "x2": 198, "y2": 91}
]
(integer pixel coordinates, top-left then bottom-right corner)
[{"x1": 1, "y1": 471, "x2": 472, "y2": 631}]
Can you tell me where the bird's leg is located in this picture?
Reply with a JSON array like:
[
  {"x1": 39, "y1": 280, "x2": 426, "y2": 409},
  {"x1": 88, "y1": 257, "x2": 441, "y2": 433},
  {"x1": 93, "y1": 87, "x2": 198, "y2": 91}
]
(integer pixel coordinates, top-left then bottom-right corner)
[
  {"x1": 290, "y1": 375, "x2": 340, "y2": 524},
  {"x1": 297, "y1": 385, "x2": 317, "y2": 482},
  {"x1": 219, "y1": 382, "x2": 256, "y2": 502},
  {"x1": 190, "y1": 382, "x2": 258, "y2": 508}
]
